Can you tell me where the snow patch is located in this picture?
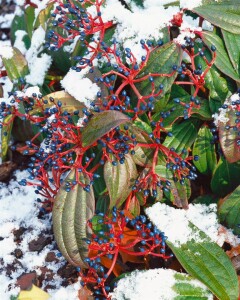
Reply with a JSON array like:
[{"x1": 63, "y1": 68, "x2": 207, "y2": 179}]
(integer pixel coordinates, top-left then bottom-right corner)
[{"x1": 0, "y1": 45, "x2": 14, "y2": 59}]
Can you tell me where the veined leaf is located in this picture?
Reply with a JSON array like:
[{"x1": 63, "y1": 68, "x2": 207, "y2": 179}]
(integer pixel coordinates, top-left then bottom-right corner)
[
  {"x1": 136, "y1": 42, "x2": 182, "y2": 97},
  {"x1": 52, "y1": 169, "x2": 95, "y2": 267},
  {"x1": 163, "y1": 119, "x2": 200, "y2": 153},
  {"x1": 193, "y1": 3, "x2": 240, "y2": 34},
  {"x1": 211, "y1": 157, "x2": 240, "y2": 196},
  {"x1": 202, "y1": 31, "x2": 240, "y2": 82},
  {"x1": 82, "y1": 111, "x2": 130, "y2": 147},
  {"x1": 1, "y1": 47, "x2": 29, "y2": 82},
  {"x1": 218, "y1": 106, "x2": 240, "y2": 163},
  {"x1": 193, "y1": 126, "x2": 217, "y2": 175},
  {"x1": 222, "y1": 29, "x2": 240, "y2": 75},
  {"x1": 104, "y1": 154, "x2": 137, "y2": 209},
  {"x1": 218, "y1": 184, "x2": 240, "y2": 235},
  {"x1": 167, "y1": 224, "x2": 239, "y2": 300}
]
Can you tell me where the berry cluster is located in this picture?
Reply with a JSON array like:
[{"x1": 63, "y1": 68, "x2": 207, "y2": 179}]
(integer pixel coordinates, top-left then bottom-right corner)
[{"x1": 78, "y1": 208, "x2": 171, "y2": 299}]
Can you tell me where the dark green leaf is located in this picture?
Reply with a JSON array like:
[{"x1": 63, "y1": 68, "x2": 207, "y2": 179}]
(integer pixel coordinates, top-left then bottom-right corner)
[
  {"x1": 104, "y1": 154, "x2": 137, "y2": 209},
  {"x1": 95, "y1": 194, "x2": 109, "y2": 214},
  {"x1": 211, "y1": 157, "x2": 240, "y2": 196},
  {"x1": 202, "y1": 31, "x2": 240, "y2": 82},
  {"x1": 1, "y1": 47, "x2": 29, "y2": 82},
  {"x1": 195, "y1": 50, "x2": 229, "y2": 102},
  {"x1": 52, "y1": 169, "x2": 95, "y2": 267},
  {"x1": 193, "y1": 3, "x2": 240, "y2": 34},
  {"x1": 136, "y1": 42, "x2": 182, "y2": 97},
  {"x1": 193, "y1": 126, "x2": 217, "y2": 175},
  {"x1": 222, "y1": 29, "x2": 240, "y2": 75},
  {"x1": 193, "y1": 194, "x2": 218, "y2": 205},
  {"x1": 81, "y1": 111, "x2": 130, "y2": 147},
  {"x1": 167, "y1": 224, "x2": 239, "y2": 300},
  {"x1": 218, "y1": 185, "x2": 240, "y2": 235},
  {"x1": 163, "y1": 119, "x2": 200, "y2": 153}
]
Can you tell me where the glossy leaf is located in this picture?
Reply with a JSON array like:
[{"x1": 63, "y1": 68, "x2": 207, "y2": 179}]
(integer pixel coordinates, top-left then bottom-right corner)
[
  {"x1": 167, "y1": 224, "x2": 239, "y2": 300},
  {"x1": 218, "y1": 185, "x2": 240, "y2": 235},
  {"x1": 1, "y1": 47, "x2": 29, "y2": 82},
  {"x1": 82, "y1": 111, "x2": 130, "y2": 147},
  {"x1": 202, "y1": 31, "x2": 240, "y2": 82},
  {"x1": 195, "y1": 50, "x2": 229, "y2": 102},
  {"x1": 136, "y1": 42, "x2": 182, "y2": 96},
  {"x1": 34, "y1": 3, "x2": 54, "y2": 30},
  {"x1": 163, "y1": 119, "x2": 200, "y2": 153},
  {"x1": 193, "y1": 126, "x2": 217, "y2": 175},
  {"x1": 0, "y1": 115, "x2": 13, "y2": 161},
  {"x1": 29, "y1": 91, "x2": 86, "y2": 116},
  {"x1": 218, "y1": 108, "x2": 240, "y2": 163},
  {"x1": 211, "y1": 157, "x2": 240, "y2": 196},
  {"x1": 52, "y1": 169, "x2": 95, "y2": 267},
  {"x1": 193, "y1": 3, "x2": 240, "y2": 34},
  {"x1": 104, "y1": 154, "x2": 137, "y2": 209},
  {"x1": 222, "y1": 29, "x2": 240, "y2": 75}
]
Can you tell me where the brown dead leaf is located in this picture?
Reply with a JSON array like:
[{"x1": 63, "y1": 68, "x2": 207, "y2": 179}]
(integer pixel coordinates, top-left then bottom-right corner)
[{"x1": 78, "y1": 286, "x2": 94, "y2": 300}]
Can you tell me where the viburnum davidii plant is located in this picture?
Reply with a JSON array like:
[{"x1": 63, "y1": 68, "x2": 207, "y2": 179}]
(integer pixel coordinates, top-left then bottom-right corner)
[{"x1": 1, "y1": 0, "x2": 240, "y2": 299}]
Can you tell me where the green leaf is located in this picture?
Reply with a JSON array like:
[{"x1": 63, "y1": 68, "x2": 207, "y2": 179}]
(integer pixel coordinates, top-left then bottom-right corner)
[
  {"x1": 34, "y1": 3, "x2": 54, "y2": 30},
  {"x1": 136, "y1": 42, "x2": 182, "y2": 97},
  {"x1": 218, "y1": 185, "x2": 240, "y2": 235},
  {"x1": 1, "y1": 47, "x2": 29, "y2": 82},
  {"x1": 104, "y1": 154, "x2": 137, "y2": 209},
  {"x1": 10, "y1": 14, "x2": 30, "y2": 49},
  {"x1": 167, "y1": 225, "x2": 239, "y2": 300},
  {"x1": 195, "y1": 50, "x2": 229, "y2": 102},
  {"x1": 128, "y1": 125, "x2": 154, "y2": 167},
  {"x1": 193, "y1": 194, "x2": 218, "y2": 205},
  {"x1": 0, "y1": 115, "x2": 13, "y2": 161},
  {"x1": 193, "y1": 3, "x2": 240, "y2": 34},
  {"x1": 24, "y1": 6, "x2": 35, "y2": 39},
  {"x1": 125, "y1": 195, "x2": 140, "y2": 217},
  {"x1": 222, "y1": 29, "x2": 240, "y2": 75},
  {"x1": 95, "y1": 194, "x2": 109, "y2": 214},
  {"x1": 201, "y1": 31, "x2": 240, "y2": 82},
  {"x1": 163, "y1": 119, "x2": 200, "y2": 153},
  {"x1": 193, "y1": 126, "x2": 217, "y2": 175},
  {"x1": 211, "y1": 157, "x2": 240, "y2": 196},
  {"x1": 52, "y1": 169, "x2": 95, "y2": 267},
  {"x1": 81, "y1": 111, "x2": 130, "y2": 147},
  {"x1": 218, "y1": 107, "x2": 240, "y2": 163},
  {"x1": 155, "y1": 162, "x2": 191, "y2": 208}
]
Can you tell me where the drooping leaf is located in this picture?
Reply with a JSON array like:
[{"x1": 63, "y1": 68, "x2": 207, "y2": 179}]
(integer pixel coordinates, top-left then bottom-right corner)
[
  {"x1": 163, "y1": 119, "x2": 200, "y2": 153},
  {"x1": 222, "y1": 29, "x2": 240, "y2": 75},
  {"x1": 193, "y1": 3, "x2": 240, "y2": 34},
  {"x1": 1, "y1": 47, "x2": 29, "y2": 82},
  {"x1": 0, "y1": 115, "x2": 13, "y2": 162},
  {"x1": 167, "y1": 224, "x2": 239, "y2": 300},
  {"x1": 104, "y1": 154, "x2": 138, "y2": 209},
  {"x1": 136, "y1": 42, "x2": 182, "y2": 97},
  {"x1": 18, "y1": 284, "x2": 50, "y2": 300},
  {"x1": 82, "y1": 111, "x2": 130, "y2": 147},
  {"x1": 218, "y1": 108, "x2": 240, "y2": 163},
  {"x1": 193, "y1": 126, "x2": 217, "y2": 175},
  {"x1": 211, "y1": 157, "x2": 240, "y2": 196},
  {"x1": 52, "y1": 169, "x2": 95, "y2": 267},
  {"x1": 202, "y1": 31, "x2": 240, "y2": 82},
  {"x1": 218, "y1": 185, "x2": 240, "y2": 235}
]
